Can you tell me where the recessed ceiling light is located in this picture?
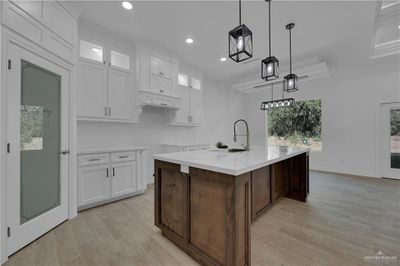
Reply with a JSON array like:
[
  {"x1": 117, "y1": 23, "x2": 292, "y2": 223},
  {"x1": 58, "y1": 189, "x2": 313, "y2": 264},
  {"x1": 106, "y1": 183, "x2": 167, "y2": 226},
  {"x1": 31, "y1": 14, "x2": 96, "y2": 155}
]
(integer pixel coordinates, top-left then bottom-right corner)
[
  {"x1": 122, "y1": 1, "x2": 133, "y2": 10},
  {"x1": 398, "y1": 25, "x2": 400, "y2": 29},
  {"x1": 186, "y1": 38, "x2": 194, "y2": 44},
  {"x1": 220, "y1": 57, "x2": 227, "y2": 62}
]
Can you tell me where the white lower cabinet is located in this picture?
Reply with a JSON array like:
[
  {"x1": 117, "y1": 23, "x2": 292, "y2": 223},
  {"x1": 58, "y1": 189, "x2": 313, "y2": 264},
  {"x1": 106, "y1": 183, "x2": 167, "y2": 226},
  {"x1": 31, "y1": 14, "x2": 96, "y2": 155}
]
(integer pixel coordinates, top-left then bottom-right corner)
[
  {"x1": 78, "y1": 164, "x2": 111, "y2": 207},
  {"x1": 111, "y1": 161, "x2": 137, "y2": 198},
  {"x1": 78, "y1": 149, "x2": 147, "y2": 210}
]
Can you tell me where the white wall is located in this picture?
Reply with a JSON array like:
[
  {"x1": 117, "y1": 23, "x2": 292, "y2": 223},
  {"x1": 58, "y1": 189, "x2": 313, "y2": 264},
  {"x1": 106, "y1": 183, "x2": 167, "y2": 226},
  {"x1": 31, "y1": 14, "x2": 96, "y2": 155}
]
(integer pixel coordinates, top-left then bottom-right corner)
[{"x1": 243, "y1": 57, "x2": 400, "y2": 178}]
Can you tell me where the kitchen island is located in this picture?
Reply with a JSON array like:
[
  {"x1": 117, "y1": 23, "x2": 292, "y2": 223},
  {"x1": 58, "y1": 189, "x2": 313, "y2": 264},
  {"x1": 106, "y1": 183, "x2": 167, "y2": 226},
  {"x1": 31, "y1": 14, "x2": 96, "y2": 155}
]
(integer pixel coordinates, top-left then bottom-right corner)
[{"x1": 154, "y1": 146, "x2": 309, "y2": 266}]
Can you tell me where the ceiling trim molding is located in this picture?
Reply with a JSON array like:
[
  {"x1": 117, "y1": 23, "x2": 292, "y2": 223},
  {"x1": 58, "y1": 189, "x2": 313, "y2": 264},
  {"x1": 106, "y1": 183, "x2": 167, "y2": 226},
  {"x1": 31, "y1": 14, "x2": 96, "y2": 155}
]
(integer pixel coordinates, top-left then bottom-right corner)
[{"x1": 232, "y1": 61, "x2": 329, "y2": 93}]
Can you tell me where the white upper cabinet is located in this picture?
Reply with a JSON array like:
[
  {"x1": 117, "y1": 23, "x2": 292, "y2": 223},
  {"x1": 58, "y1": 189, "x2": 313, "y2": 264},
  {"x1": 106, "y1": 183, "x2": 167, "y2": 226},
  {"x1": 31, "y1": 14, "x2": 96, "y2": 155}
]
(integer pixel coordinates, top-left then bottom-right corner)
[
  {"x1": 150, "y1": 56, "x2": 171, "y2": 79},
  {"x1": 77, "y1": 61, "x2": 108, "y2": 119},
  {"x1": 137, "y1": 51, "x2": 181, "y2": 109},
  {"x1": 190, "y1": 88, "x2": 202, "y2": 125},
  {"x1": 77, "y1": 38, "x2": 136, "y2": 122},
  {"x1": 172, "y1": 73, "x2": 203, "y2": 126},
  {"x1": 79, "y1": 40, "x2": 104, "y2": 63},
  {"x1": 1, "y1": 0, "x2": 77, "y2": 63},
  {"x1": 108, "y1": 69, "x2": 133, "y2": 120},
  {"x1": 174, "y1": 84, "x2": 191, "y2": 123}
]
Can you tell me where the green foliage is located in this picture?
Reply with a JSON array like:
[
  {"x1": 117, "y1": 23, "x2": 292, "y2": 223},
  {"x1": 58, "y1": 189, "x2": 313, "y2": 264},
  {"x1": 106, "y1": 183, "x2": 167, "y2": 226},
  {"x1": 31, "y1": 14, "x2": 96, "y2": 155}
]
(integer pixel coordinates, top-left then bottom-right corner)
[
  {"x1": 21, "y1": 105, "x2": 43, "y2": 145},
  {"x1": 268, "y1": 99, "x2": 321, "y2": 140},
  {"x1": 391, "y1": 110, "x2": 400, "y2": 136}
]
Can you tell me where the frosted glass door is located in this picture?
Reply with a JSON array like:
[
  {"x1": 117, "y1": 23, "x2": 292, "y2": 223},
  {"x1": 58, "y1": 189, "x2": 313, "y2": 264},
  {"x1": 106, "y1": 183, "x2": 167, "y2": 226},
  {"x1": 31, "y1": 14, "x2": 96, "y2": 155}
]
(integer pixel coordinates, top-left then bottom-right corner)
[
  {"x1": 6, "y1": 43, "x2": 69, "y2": 256},
  {"x1": 20, "y1": 61, "x2": 61, "y2": 223}
]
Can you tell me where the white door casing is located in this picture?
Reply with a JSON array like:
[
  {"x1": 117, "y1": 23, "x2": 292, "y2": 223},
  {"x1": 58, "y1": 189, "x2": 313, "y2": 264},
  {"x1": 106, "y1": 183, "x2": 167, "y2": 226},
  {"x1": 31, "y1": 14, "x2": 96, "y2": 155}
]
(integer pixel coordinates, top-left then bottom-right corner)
[{"x1": 380, "y1": 102, "x2": 400, "y2": 179}]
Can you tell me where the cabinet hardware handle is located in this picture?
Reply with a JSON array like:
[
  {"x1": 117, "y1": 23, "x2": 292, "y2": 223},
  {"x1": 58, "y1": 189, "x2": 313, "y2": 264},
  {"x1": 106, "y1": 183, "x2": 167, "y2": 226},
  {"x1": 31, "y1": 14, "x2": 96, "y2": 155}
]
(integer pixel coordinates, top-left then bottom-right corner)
[
  {"x1": 112, "y1": 168, "x2": 115, "y2": 177},
  {"x1": 89, "y1": 158, "x2": 100, "y2": 161},
  {"x1": 106, "y1": 168, "x2": 109, "y2": 177},
  {"x1": 119, "y1": 156, "x2": 129, "y2": 159},
  {"x1": 108, "y1": 62, "x2": 111, "y2": 66},
  {"x1": 109, "y1": 107, "x2": 111, "y2": 116},
  {"x1": 103, "y1": 61, "x2": 106, "y2": 64}
]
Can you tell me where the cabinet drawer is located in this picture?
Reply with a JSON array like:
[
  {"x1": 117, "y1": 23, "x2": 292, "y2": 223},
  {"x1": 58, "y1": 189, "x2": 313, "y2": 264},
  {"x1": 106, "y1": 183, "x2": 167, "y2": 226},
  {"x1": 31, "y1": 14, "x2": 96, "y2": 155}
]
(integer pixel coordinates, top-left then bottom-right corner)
[
  {"x1": 152, "y1": 97, "x2": 174, "y2": 107},
  {"x1": 111, "y1": 151, "x2": 136, "y2": 163},
  {"x1": 79, "y1": 153, "x2": 109, "y2": 167}
]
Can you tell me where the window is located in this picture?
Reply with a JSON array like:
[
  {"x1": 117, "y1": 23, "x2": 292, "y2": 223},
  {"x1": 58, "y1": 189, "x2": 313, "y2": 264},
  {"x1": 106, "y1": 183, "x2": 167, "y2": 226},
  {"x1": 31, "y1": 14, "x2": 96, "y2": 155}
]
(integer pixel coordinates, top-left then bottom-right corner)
[
  {"x1": 390, "y1": 109, "x2": 400, "y2": 169},
  {"x1": 266, "y1": 99, "x2": 322, "y2": 151},
  {"x1": 79, "y1": 40, "x2": 103, "y2": 63}
]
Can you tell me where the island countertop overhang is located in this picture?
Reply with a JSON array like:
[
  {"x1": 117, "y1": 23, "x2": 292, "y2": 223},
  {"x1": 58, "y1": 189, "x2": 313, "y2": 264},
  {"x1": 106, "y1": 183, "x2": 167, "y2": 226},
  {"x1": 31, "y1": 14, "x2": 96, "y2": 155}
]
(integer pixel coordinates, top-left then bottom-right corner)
[{"x1": 154, "y1": 146, "x2": 309, "y2": 176}]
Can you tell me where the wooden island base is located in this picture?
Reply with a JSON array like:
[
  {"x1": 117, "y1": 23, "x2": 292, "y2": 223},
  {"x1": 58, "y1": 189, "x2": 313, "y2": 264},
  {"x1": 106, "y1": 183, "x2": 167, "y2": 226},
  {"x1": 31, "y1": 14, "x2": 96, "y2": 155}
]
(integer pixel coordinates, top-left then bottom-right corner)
[{"x1": 155, "y1": 152, "x2": 309, "y2": 266}]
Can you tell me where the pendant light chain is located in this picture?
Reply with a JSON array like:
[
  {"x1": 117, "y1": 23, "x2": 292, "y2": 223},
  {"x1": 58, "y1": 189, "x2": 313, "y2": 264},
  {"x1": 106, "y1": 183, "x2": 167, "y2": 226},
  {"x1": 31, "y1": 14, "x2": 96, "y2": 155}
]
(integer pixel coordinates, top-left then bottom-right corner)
[
  {"x1": 289, "y1": 27, "x2": 292, "y2": 74},
  {"x1": 268, "y1": 1, "x2": 271, "y2": 57},
  {"x1": 239, "y1": 0, "x2": 242, "y2": 25}
]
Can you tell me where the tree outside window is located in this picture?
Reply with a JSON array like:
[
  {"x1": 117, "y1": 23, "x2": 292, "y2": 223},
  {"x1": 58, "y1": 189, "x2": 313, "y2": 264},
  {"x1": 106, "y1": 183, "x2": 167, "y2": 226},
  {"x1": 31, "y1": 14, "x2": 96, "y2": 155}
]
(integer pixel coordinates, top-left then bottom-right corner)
[{"x1": 266, "y1": 99, "x2": 322, "y2": 151}]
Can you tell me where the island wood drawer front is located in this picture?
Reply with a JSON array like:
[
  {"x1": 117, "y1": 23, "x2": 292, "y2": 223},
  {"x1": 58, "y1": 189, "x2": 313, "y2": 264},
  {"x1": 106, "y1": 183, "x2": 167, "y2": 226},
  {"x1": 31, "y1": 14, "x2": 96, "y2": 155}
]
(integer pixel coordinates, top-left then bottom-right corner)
[
  {"x1": 78, "y1": 154, "x2": 109, "y2": 167},
  {"x1": 111, "y1": 151, "x2": 136, "y2": 163}
]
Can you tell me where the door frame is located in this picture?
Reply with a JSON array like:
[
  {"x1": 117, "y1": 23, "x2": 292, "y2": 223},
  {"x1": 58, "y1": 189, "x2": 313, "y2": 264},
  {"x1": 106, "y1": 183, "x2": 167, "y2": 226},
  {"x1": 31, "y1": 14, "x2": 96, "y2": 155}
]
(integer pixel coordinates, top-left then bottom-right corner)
[
  {"x1": 380, "y1": 102, "x2": 400, "y2": 179},
  {"x1": 0, "y1": 30, "x2": 77, "y2": 263}
]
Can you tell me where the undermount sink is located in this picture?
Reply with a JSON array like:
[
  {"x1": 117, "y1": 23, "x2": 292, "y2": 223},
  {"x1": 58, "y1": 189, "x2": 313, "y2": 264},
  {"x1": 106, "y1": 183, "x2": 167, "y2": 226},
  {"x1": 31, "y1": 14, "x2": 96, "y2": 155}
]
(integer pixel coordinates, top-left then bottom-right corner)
[{"x1": 228, "y1": 148, "x2": 247, "y2": 153}]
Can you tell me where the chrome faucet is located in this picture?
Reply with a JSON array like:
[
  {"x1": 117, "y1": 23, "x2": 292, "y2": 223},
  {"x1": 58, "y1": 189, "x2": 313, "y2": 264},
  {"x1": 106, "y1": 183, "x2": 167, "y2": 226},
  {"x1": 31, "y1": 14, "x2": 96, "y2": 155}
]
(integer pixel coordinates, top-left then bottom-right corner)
[{"x1": 233, "y1": 119, "x2": 250, "y2": 150}]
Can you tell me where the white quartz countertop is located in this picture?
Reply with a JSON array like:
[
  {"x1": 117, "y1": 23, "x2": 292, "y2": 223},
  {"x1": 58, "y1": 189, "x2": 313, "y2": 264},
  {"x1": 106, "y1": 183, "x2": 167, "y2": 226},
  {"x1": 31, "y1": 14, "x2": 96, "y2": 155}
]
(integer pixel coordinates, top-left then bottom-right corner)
[
  {"x1": 78, "y1": 146, "x2": 147, "y2": 155},
  {"x1": 154, "y1": 146, "x2": 309, "y2": 176}
]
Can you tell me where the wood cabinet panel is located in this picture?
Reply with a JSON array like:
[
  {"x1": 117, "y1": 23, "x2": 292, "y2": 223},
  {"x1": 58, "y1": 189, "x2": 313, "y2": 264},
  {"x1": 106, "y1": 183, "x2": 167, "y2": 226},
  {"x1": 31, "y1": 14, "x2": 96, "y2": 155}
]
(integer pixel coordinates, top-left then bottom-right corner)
[
  {"x1": 272, "y1": 160, "x2": 290, "y2": 202},
  {"x1": 189, "y1": 169, "x2": 230, "y2": 265},
  {"x1": 287, "y1": 153, "x2": 309, "y2": 202},
  {"x1": 251, "y1": 166, "x2": 271, "y2": 221},
  {"x1": 158, "y1": 164, "x2": 186, "y2": 238},
  {"x1": 154, "y1": 155, "x2": 307, "y2": 266}
]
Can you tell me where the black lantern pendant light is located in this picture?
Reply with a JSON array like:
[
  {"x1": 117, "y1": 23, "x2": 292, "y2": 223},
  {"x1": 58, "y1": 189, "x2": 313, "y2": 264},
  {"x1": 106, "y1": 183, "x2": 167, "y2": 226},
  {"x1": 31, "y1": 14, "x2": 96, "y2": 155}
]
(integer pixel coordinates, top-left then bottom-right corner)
[
  {"x1": 261, "y1": 0, "x2": 279, "y2": 81},
  {"x1": 229, "y1": 0, "x2": 253, "y2": 62},
  {"x1": 283, "y1": 23, "x2": 298, "y2": 93},
  {"x1": 260, "y1": 83, "x2": 295, "y2": 110}
]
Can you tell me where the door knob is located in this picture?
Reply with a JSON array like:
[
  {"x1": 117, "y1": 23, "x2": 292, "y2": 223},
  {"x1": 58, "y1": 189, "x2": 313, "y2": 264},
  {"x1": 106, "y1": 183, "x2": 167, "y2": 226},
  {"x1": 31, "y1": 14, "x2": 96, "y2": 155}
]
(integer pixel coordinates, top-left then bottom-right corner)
[{"x1": 60, "y1": 150, "x2": 70, "y2": 155}]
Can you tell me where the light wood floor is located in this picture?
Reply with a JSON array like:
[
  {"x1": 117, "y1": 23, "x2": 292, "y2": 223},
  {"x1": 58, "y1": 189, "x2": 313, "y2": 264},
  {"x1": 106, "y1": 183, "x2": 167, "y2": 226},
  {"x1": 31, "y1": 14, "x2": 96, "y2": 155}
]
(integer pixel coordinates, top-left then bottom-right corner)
[{"x1": 4, "y1": 171, "x2": 400, "y2": 266}]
